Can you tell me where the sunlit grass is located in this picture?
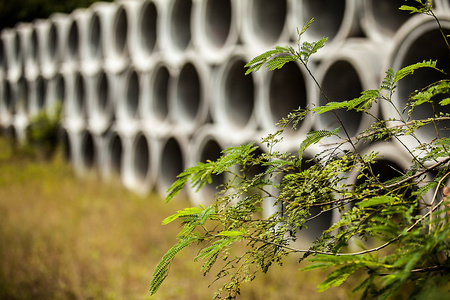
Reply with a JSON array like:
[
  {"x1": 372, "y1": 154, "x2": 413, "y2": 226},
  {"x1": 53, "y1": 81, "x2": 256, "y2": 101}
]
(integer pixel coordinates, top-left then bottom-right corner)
[{"x1": 0, "y1": 138, "x2": 359, "y2": 299}]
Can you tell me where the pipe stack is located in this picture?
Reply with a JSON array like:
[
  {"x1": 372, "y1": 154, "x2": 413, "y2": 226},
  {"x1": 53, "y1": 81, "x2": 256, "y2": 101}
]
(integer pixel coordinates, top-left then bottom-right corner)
[{"x1": 1, "y1": 1, "x2": 449, "y2": 229}]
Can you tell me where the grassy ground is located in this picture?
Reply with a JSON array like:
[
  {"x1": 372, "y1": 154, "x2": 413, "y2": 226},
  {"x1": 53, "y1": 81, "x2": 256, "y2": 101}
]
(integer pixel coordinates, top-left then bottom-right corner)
[{"x1": 0, "y1": 138, "x2": 360, "y2": 299}]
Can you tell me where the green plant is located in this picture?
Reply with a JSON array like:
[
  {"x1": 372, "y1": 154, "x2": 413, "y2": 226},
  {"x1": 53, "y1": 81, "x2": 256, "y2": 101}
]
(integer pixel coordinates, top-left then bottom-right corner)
[
  {"x1": 151, "y1": 1, "x2": 450, "y2": 299},
  {"x1": 26, "y1": 104, "x2": 61, "y2": 160}
]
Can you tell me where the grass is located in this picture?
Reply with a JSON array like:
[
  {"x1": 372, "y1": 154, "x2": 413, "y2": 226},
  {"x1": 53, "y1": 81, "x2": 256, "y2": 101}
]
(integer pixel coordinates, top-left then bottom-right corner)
[{"x1": 0, "y1": 137, "x2": 360, "y2": 299}]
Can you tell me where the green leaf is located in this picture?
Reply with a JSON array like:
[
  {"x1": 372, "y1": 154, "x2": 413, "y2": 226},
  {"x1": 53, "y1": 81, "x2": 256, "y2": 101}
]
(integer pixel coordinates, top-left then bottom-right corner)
[
  {"x1": 298, "y1": 128, "x2": 340, "y2": 162},
  {"x1": 162, "y1": 207, "x2": 203, "y2": 225},
  {"x1": 394, "y1": 60, "x2": 442, "y2": 83},
  {"x1": 357, "y1": 196, "x2": 397, "y2": 208},
  {"x1": 218, "y1": 230, "x2": 245, "y2": 237}
]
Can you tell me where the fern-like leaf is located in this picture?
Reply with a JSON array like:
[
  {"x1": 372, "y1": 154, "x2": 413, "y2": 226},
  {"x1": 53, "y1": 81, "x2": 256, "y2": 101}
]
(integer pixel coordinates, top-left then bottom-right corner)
[
  {"x1": 394, "y1": 60, "x2": 442, "y2": 83},
  {"x1": 298, "y1": 129, "x2": 340, "y2": 162},
  {"x1": 149, "y1": 236, "x2": 199, "y2": 295}
]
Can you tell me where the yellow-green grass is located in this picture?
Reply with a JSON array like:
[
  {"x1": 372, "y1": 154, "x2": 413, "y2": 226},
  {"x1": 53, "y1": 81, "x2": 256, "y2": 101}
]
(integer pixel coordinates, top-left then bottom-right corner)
[{"x1": 0, "y1": 138, "x2": 359, "y2": 299}]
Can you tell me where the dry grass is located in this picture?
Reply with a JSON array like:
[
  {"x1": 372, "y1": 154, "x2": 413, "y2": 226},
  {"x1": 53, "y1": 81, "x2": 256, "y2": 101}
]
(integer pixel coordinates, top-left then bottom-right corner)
[{"x1": 0, "y1": 138, "x2": 360, "y2": 299}]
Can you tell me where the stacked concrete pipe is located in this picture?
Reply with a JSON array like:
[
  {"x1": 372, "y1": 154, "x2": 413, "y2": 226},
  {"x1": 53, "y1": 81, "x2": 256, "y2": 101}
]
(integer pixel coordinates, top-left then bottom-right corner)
[{"x1": 1, "y1": 0, "x2": 449, "y2": 239}]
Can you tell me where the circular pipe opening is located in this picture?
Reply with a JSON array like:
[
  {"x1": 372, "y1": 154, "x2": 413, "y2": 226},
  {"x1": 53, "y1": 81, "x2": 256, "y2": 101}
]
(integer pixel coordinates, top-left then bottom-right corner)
[
  {"x1": 30, "y1": 28, "x2": 39, "y2": 62},
  {"x1": 36, "y1": 76, "x2": 47, "y2": 110},
  {"x1": 61, "y1": 129, "x2": 71, "y2": 162},
  {"x1": 68, "y1": 19, "x2": 79, "y2": 60},
  {"x1": 126, "y1": 70, "x2": 140, "y2": 118},
  {"x1": 139, "y1": 1, "x2": 158, "y2": 54},
  {"x1": 0, "y1": 39, "x2": 4, "y2": 70},
  {"x1": 170, "y1": 0, "x2": 192, "y2": 50},
  {"x1": 268, "y1": 62, "x2": 307, "y2": 123},
  {"x1": 82, "y1": 131, "x2": 95, "y2": 170},
  {"x1": 205, "y1": 0, "x2": 232, "y2": 48},
  {"x1": 110, "y1": 133, "x2": 123, "y2": 176},
  {"x1": 223, "y1": 58, "x2": 255, "y2": 127},
  {"x1": 318, "y1": 60, "x2": 363, "y2": 137},
  {"x1": 13, "y1": 32, "x2": 22, "y2": 65},
  {"x1": 55, "y1": 74, "x2": 66, "y2": 106},
  {"x1": 74, "y1": 73, "x2": 86, "y2": 117},
  {"x1": 89, "y1": 13, "x2": 102, "y2": 59},
  {"x1": 160, "y1": 137, "x2": 184, "y2": 190},
  {"x1": 299, "y1": 0, "x2": 346, "y2": 41},
  {"x1": 48, "y1": 23, "x2": 58, "y2": 62},
  {"x1": 395, "y1": 24, "x2": 450, "y2": 139},
  {"x1": 199, "y1": 138, "x2": 224, "y2": 196},
  {"x1": 4, "y1": 80, "x2": 14, "y2": 114},
  {"x1": 364, "y1": 0, "x2": 422, "y2": 38},
  {"x1": 113, "y1": 6, "x2": 128, "y2": 56},
  {"x1": 96, "y1": 71, "x2": 110, "y2": 114},
  {"x1": 250, "y1": 0, "x2": 287, "y2": 44},
  {"x1": 175, "y1": 62, "x2": 200, "y2": 122},
  {"x1": 151, "y1": 65, "x2": 170, "y2": 121},
  {"x1": 132, "y1": 133, "x2": 150, "y2": 184},
  {"x1": 18, "y1": 77, "x2": 29, "y2": 113}
]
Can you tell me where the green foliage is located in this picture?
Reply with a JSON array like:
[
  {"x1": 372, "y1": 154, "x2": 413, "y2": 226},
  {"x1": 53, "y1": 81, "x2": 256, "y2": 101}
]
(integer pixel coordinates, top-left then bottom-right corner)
[
  {"x1": 152, "y1": 3, "x2": 450, "y2": 299},
  {"x1": 26, "y1": 105, "x2": 61, "y2": 160}
]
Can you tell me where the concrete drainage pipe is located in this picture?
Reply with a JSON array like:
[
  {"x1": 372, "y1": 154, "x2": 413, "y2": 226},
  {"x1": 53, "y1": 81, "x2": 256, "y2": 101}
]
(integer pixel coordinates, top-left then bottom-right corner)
[
  {"x1": 34, "y1": 19, "x2": 59, "y2": 79},
  {"x1": 90, "y1": 1, "x2": 128, "y2": 73},
  {"x1": 210, "y1": 50, "x2": 260, "y2": 136},
  {"x1": 128, "y1": 0, "x2": 160, "y2": 71},
  {"x1": 86, "y1": 69, "x2": 116, "y2": 135},
  {"x1": 241, "y1": 0, "x2": 289, "y2": 55},
  {"x1": 122, "y1": 130, "x2": 156, "y2": 196},
  {"x1": 156, "y1": 134, "x2": 188, "y2": 199},
  {"x1": 360, "y1": 0, "x2": 435, "y2": 44},
  {"x1": 115, "y1": 67, "x2": 141, "y2": 136},
  {"x1": 1, "y1": 28, "x2": 22, "y2": 81},
  {"x1": 169, "y1": 56, "x2": 210, "y2": 135},
  {"x1": 192, "y1": 0, "x2": 242, "y2": 64},
  {"x1": 140, "y1": 60, "x2": 173, "y2": 134},
  {"x1": 28, "y1": 75, "x2": 47, "y2": 117},
  {"x1": 186, "y1": 125, "x2": 229, "y2": 206},
  {"x1": 159, "y1": 0, "x2": 194, "y2": 65},
  {"x1": 314, "y1": 40, "x2": 383, "y2": 147},
  {"x1": 383, "y1": 14, "x2": 450, "y2": 148},
  {"x1": 45, "y1": 72, "x2": 66, "y2": 116},
  {"x1": 258, "y1": 58, "x2": 315, "y2": 139},
  {"x1": 290, "y1": 0, "x2": 360, "y2": 53},
  {"x1": 17, "y1": 23, "x2": 40, "y2": 81}
]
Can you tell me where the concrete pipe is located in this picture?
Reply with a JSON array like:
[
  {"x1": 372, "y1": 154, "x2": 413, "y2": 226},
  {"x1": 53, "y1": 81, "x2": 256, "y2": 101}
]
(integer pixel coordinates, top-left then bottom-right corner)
[
  {"x1": 1, "y1": 28, "x2": 22, "y2": 81},
  {"x1": 382, "y1": 14, "x2": 450, "y2": 147},
  {"x1": 169, "y1": 55, "x2": 210, "y2": 135},
  {"x1": 140, "y1": 59, "x2": 174, "y2": 134},
  {"x1": 86, "y1": 69, "x2": 116, "y2": 135},
  {"x1": 122, "y1": 130, "x2": 157, "y2": 196},
  {"x1": 210, "y1": 49, "x2": 260, "y2": 135},
  {"x1": 258, "y1": 59, "x2": 315, "y2": 139},
  {"x1": 192, "y1": 0, "x2": 242, "y2": 64},
  {"x1": 45, "y1": 72, "x2": 66, "y2": 117},
  {"x1": 28, "y1": 75, "x2": 47, "y2": 116},
  {"x1": 50, "y1": 13, "x2": 73, "y2": 70},
  {"x1": 290, "y1": 0, "x2": 360, "y2": 53},
  {"x1": 155, "y1": 133, "x2": 189, "y2": 199},
  {"x1": 186, "y1": 125, "x2": 229, "y2": 206},
  {"x1": 314, "y1": 39, "x2": 383, "y2": 146},
  {"x1": 436, "y1": 0, "x2": 450, "y2": 12},
  {"x1": 79, "y1": 129, "x2": 100, "y2": 175},
  {"x1": 64, "y1": 70, "x2": 88, "y2": 120},
  {"x1": 72, "y1": 8, "x2": 103, "y2": 75},
  {"x1": 241, "y1": 0, "x2": 290, "y2": 54},
  {"x1": 90, "y1": 1, "x2": 129, "y2": 73},
  {"x1": 0, "y1": 77, "x2": 16, "y2": 127},
  {"x1": 0, "y1": 37, "x2": 4, "y2": 77},
  {"x1": 115, "y1": 67, "x2": 141, "y2": 126},
  {"x1": 101, "y1": 128, "x2": 124, "y2": 181},
  {"x1": 159, "y1": 0, "x2": 194, "y2": 64},
  {"x1": 17, "y1": 23, "x2": 40, "y2": 81},
  {"x1": 126, "y1": 0, "x2": 161, "y2": 71},
  {"x1": 360, "y1": 0, "x2": 436, "y2": 44},
  {"x1": 34, "y1": 19, "x2": 59, "y2": 79}
]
